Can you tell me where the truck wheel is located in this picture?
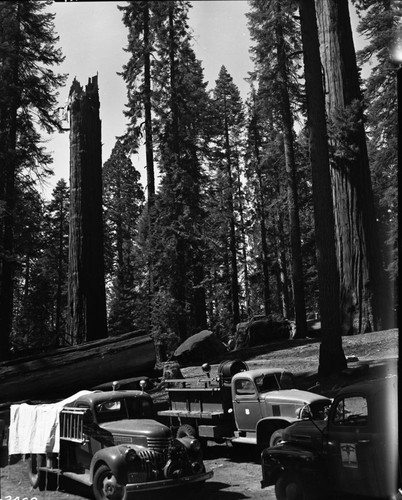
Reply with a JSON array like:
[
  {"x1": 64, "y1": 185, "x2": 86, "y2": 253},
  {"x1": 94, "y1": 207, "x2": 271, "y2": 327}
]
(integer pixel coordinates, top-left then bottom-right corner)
[
  {"x1": 269, "y1": 428, "x2": 284, "y2": 447},
  {"x1": 28, "y1": 454, "x2": 46, "y2": 490},
  {"x1": 176, "y1": 424, "x2": 196, "y2": 438},
  {"x1": 275, "y1": 471, "x2": 306, "y2": 500},
  {"x1": 93, "y1": 464, "x2": 127, "y2": 500}
]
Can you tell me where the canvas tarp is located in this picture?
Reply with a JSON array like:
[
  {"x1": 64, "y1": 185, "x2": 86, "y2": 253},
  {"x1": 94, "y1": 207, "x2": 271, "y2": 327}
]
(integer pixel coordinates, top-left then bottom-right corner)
[{"x1": 8, "y1": 390, "x2": 92, "y2": 455}]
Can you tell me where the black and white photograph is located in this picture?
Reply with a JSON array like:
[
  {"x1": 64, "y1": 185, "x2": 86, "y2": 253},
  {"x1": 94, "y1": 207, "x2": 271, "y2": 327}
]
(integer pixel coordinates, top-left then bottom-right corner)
[{"x1": 0, "y1": 1, "x2": 399, "y2": 499}]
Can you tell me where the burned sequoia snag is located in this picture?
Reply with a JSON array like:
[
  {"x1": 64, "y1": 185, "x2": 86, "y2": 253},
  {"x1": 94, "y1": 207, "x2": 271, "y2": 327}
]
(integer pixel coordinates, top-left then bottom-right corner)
[{"x1": 68, "y1": 76, "x2": 107, "y2": 343}]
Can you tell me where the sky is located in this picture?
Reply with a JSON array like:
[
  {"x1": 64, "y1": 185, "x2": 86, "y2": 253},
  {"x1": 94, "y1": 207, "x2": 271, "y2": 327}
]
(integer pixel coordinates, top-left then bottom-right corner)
[
  {"x1": 43, "y1": 1, "x2": 363, "y2": 200},
  {"x1": 43, "y1": 1, "x2": 254, "y2": 198}
]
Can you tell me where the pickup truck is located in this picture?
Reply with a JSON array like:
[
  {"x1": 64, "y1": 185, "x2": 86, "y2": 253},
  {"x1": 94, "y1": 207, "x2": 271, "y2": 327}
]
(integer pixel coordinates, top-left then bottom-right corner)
[
  {"x1": 8, "y1": 387, "x2": 212, "y2": 499},
  {"x1": 158, "y1": 360, "x2": 331, "y2": 449},
  {"x1": 261, "y1": 375, "x2": 400, "y2": 500}
]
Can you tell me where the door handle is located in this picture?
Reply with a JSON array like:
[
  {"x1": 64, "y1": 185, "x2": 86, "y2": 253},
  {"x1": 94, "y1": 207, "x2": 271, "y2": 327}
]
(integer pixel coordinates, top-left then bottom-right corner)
[{"x1": 357, "y1": 440, "x2": 369, "y2": 443}]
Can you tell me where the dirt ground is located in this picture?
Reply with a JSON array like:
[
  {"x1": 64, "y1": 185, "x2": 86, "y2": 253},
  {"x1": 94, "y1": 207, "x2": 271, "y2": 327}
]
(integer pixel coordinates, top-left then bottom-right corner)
[{"x1": 0, "y1": 329, "x2": 398, "y2": 500}]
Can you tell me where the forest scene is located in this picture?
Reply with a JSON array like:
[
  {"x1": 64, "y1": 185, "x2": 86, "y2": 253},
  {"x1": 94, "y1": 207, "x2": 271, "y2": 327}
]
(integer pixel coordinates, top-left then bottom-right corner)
[{"x1": 0, "y1": 0, "x2": 399, "y2": 379}]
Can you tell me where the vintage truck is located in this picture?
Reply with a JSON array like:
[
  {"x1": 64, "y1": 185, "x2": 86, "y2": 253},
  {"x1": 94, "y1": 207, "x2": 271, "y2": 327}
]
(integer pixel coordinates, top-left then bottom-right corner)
[
  {"x1": 261, "y1": 375, "x2": 400, "y2": 500},
  {"x1": 158, "y1": 360, "x2": 332, "y2": 449},
  {"x1": 8, "y1": 387, "x2": 212, "y2": 499}
]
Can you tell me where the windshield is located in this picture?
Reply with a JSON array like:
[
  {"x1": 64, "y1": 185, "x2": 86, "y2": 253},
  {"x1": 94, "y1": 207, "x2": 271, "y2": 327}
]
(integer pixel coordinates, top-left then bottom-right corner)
[
  {"x1": 95, "y1": 397, "x2": 153, "y2": 423},
  {"x1": 254, "y1": 372, "x2": 295, "y2": 393}
]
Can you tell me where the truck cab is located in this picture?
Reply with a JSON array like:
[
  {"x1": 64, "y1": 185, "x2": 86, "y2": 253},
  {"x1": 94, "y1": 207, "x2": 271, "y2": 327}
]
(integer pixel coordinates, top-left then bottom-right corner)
[
  {"x1": 261, "y1": 376, "x2": 399, "y2": 499},
  {"x1": 9, "y1": 389, "x2": 212, "y2": 500},
  {"x1": 231, "y1": 368, "x2": 331, "y2": 447}
]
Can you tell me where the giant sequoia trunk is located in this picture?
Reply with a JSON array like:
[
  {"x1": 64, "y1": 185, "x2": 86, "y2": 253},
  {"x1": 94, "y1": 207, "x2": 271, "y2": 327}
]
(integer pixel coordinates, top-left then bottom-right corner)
[
  {"x1": 315, "y1": 0, "x2": 386, "y2": 335},
  {"x1": 300, "y1": 0, "x2": 347, "y2": 375},
  {"x1": 68, "y1": 76, "x2": 107, "y2": 344}
]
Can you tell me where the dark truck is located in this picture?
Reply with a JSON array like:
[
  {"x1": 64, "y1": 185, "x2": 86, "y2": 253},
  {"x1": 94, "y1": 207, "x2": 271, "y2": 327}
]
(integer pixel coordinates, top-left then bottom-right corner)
[
  {"x1": 9, "y1": 388, "x2": 212, "y2": 500},
  {"x1": 261, "y1": 376, "x2": 400, "y2": 500},
  {"x1": 158, "y1": 360, "x2": 331, "y2": 449}
]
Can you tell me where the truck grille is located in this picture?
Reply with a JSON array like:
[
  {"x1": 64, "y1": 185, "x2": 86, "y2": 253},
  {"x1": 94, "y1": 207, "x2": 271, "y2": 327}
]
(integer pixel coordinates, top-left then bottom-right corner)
[
  {"x1": 146, "y1": 436, "x2": 172, "y2": 452},
  {"x1": 137, "y1": 449, "x2": 167, "y2": 479}
]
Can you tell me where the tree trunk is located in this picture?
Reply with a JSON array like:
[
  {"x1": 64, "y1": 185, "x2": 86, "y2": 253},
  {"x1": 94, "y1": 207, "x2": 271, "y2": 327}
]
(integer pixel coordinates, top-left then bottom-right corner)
[
  {"x1": 223, "y1": 99, "x2": 240, "y2": 327},
  {"x1": 315, "y1": 0, "x2": 386, "y2": 334},
  {"x1": 299, "y1": 0, "x2": 347, "y2": 376},
  {"x1": 275, "y1": 1, "x2": 307, "y2": 338},
  {"x1": 0, "y1": 3, "x2": 20, "y2": 360},
  {"x1": 68, "y1": 76, "x2": 108, "y2": 344},
  {"x1": 251, "y1": 111, "x2": 271, "y2": 315},
  {"x1": 276, "y1": 210, "x2": 291, "y2": 318},
  {"x1": 168, "y1": 4, "x2": 187, "y2": 342},
  {"x1": 143, "y1": 2, "x2": 155, "y2": 209}
]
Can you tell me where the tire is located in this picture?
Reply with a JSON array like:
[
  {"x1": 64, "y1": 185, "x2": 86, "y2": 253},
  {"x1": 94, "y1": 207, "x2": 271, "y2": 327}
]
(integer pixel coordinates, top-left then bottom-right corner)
[
  {"x1": 269, "y1": 428, "x2": 284, "y2": 447},
  {"x1": 176, "y1": 424, "x2": 196, "y2": 439},
  {"x1": 28, "y1": 454, "x2": 46, "y2": 490},
  {"x1": 275, "y1": 471, "x2": 307, "y2": 500},
  {"x1": 93, "y1": 464, "x2": 127, "y2": 500}
]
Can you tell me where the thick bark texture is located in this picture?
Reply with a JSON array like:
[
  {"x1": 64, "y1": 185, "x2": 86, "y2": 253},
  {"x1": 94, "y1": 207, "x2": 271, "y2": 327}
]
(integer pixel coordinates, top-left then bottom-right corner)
[
  {"x1": 68, "y1": 76, "x2": 107, "y2": 344},
  {"x1": 300, "y1": 0, "x2": 347, "y2": 375},
  {"x1": 315, "y1": 0, "x2": 386, "y2": 335}
]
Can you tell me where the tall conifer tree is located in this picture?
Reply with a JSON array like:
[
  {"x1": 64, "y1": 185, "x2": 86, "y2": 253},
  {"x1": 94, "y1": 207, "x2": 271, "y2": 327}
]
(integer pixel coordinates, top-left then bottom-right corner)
[{"x1": 0, "y1": 1, "x2": 65, "y2": 358}]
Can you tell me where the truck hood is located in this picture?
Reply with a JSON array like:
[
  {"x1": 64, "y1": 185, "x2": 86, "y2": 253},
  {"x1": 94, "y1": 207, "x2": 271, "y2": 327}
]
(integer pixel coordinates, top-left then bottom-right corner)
[
  {"x1": 282, "y1": 418, "x2": 327, "y2": 450},
  {"x1": 262, "y1": 390, "x2": 330, "y2": 405},
  {"x1": 99, "y1": 419, "x2": 171, "y2": 438}
]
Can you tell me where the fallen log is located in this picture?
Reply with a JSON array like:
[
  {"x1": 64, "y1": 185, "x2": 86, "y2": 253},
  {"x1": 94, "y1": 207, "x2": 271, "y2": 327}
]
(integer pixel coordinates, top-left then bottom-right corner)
[{"x1": 0, "y1": 331, "x2": 156, "y2": 403}]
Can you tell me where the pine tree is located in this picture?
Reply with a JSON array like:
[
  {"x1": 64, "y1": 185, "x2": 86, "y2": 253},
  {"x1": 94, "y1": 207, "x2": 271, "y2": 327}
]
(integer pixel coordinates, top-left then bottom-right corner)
[
  {"x1": 147, "y1": 1, "x2": 209, "y2": 346},
  {"x1": 247, "y1": 0, "x2": 307, "y2": 337},
  {"x1": 0, "y1": 1, "x2": 65, "y2": 359},
  {"x1": 354, "y1": 0, "x2": 400, "y2": 326},
  {"x1": 45, "y1": 179, "x2": 70, "y2": 345},
  {"x1": 207, "y1": 66, "x2": 245, "y2": 331},
  {"x1": 103, "y1": 140, "x2": 145, "y2": 335}
]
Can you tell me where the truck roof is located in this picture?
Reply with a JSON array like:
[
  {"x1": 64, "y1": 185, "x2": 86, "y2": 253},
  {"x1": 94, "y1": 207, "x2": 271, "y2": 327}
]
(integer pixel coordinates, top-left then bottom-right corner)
[
  {"x1": 71, "y1": 390, "x2": 151, "y2": 407},
  {"x1": 335, "y1": 375, "x2": 397, "y2": 398},
  {"x1": 232, "y1": 368, "x2": 290, "y2": 380}
]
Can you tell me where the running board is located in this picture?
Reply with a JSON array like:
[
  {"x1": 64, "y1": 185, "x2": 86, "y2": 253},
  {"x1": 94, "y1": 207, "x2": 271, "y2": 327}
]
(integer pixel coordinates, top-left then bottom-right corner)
[
  {"x1": 231, "y1": 436, "x2": 257, "y2": 446},
  {"x1": 62, "y1": 471, "x2": 92, "y2": 486}
]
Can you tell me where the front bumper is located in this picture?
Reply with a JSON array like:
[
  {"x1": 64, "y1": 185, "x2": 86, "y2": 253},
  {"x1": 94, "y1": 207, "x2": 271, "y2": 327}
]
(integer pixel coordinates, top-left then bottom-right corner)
[{"x1": 126, "y1": 470, "x2": 213, "y2": 492}]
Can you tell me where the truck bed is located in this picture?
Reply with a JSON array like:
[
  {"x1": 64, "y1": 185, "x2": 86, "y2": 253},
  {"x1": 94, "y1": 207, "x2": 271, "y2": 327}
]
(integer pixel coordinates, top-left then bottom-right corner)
[{"x1": 159, "y1": 377, "x2": 232, "y2": 421}]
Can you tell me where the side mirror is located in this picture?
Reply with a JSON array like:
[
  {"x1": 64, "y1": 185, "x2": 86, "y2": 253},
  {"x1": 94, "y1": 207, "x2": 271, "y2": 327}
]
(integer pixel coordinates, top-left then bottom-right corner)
[{"x1": 299, "y1": 404, "x2": 313, "y2": 420}]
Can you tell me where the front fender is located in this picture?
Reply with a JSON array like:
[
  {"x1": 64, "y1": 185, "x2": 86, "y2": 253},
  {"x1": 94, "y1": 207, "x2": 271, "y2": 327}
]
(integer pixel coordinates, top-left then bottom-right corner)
[
  {"x1": 90, "y1": 445, "x2": 131, "y2": 484},
  {"x1": 256, "y1": 417, "x2": 296, "y2": 446},
  {"x1": 261, "y1": 442, "x2": 321, "y2": 488}
]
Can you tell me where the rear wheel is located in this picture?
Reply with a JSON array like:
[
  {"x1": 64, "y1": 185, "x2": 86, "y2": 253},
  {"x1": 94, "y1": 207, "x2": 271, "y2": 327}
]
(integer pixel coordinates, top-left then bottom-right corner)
[
  {"x1": 93, "y1": 464, "x2": 127, "y2": 500},
  {"x1": 275, "y1": 471, "x2": 306, "y2": 500}
]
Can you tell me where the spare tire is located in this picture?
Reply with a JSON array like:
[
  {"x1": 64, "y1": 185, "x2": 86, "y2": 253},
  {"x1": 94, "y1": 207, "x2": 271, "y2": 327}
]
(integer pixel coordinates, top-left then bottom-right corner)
[
  {"x1": 218, "y1": 359, "x2": 248, "y2": 385},
  {"x1": 176, "y1": 424, "x2": 196, "y2": 438}
]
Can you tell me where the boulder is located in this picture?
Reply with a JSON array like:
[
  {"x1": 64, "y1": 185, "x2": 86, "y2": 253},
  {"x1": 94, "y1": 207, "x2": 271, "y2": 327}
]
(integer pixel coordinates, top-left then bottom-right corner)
[
  {"x1": 234, "y1": 314, "x2": 292, "y2": 349},
  {"x1": 173, "y1": 330, "x2": 227, "y2": 366}
]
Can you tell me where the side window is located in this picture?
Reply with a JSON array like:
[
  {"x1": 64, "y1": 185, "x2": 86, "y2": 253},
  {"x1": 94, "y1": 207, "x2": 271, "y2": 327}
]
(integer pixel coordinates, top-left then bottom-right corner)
[
  {"x1": 332, "y1": 396, "x2": 368, "y2": 426},
  {"x1": 235, "y1": 379, "x2": 256, "y2": 396}
]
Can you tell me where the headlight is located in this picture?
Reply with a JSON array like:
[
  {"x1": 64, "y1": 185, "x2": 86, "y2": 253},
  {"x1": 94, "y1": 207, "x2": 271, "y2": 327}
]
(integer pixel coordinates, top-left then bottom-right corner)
[
  {"x1": 124, "y1": 448, "x2": 137, "y2": 463},
  {"x1": 189, "y1": 438, "x2": 201, "y2": 453}
]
